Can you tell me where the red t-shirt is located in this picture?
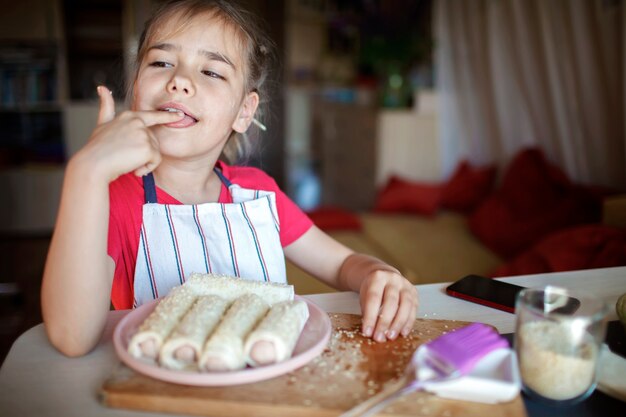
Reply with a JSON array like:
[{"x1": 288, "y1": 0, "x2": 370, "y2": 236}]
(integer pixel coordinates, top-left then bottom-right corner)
[{"x1": 107, "y1": 161, "x2": 313, "y2": 309}]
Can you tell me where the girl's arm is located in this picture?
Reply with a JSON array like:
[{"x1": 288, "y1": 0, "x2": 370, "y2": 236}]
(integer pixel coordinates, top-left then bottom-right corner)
[
  {"x1": 283, "y1": 226, "x2": 418, "y2": 343},
  {"x1": 41, "y1": 87, "x2": 184, "y2": 356},
  {"x1": 41, "y1": 158, "x2": 116, "y2": 357}
]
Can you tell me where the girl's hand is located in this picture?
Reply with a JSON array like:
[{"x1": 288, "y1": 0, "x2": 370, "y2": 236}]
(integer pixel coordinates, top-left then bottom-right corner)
[
  {"x1": 359, "y1": 268, "x2": 418, "y2": 343},
  {"x1": 74, "y1": 86, "x2": 184, "y2": 183},
  {"x1": 283, "y1": 229, "x2": 419, "y2": 343}
]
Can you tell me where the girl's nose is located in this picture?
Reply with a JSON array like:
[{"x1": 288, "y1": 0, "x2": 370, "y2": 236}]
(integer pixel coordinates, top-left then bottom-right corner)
[{"x1": 166, "y1": 74, "x2": 195, "y2": 96}]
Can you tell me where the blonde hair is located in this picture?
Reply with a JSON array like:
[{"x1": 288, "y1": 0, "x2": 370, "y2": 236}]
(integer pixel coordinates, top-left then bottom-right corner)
[{"x1": 129, "y1": 0, "x2": 275, "y2": 164}]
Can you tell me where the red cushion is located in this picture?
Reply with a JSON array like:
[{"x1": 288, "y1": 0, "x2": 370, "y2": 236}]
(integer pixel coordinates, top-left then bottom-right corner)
[
  {"x1": 373, "y1": 176, "x2": 442, "y2": 216},
  {"x1": 441, "y1": 161, "x2": 497, "y2": 213},
  {"x1": 469, "y1": 148, "x2": 602, "y2": 258},
  {"x1": 497, "y1": 148, "x2": 572, "y2": 215},
  {"x1": 307, "y1": 206, "x2": 362, "y2": 231},
  {"x1": 491, "y1": 224, "x2": 626, "y2": 277}
]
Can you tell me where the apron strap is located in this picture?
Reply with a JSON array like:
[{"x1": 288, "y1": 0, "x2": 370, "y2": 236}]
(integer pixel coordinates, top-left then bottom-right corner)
[
  {"x1": 142, "y1": 167, "x2": 233, "y2": 203},
  {"x1": 143, "y1": 173, "x2": 158, "y2": 204},
  {"x1": 213, "y1": 167, "x2": 234, "y2": 188}
]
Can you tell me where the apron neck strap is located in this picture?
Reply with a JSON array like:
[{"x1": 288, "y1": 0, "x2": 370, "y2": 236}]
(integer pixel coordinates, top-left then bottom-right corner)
[
  {"x1": 142, "y1": 167, "x2": 232, "y2": 204},
  {"x1": 213, "y1": 167, "x2": 233, "y2": 188},
  {"x1": 143, "y1": 173, "x2": 158, "y2": 204}
]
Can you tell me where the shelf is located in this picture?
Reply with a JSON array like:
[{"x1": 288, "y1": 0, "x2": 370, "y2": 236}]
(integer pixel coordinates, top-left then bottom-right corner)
[
  {"x1": 0, "y1": 42, "x2": 60, "y2": 109},
  {"x1": 0, "y1": 108, "x2": 65, "y2": 166},
  {"x1": 0, "y1": 103, "x2": 62, "y2": 113}
]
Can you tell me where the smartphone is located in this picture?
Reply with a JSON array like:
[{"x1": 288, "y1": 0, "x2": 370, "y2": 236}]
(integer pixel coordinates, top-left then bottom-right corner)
[
  {"x1": 446, "y1": 275, "x2": 523, "y2": 313},
  {"x1": 445, "y1": 274, "x2": 580, "y2": 314}
]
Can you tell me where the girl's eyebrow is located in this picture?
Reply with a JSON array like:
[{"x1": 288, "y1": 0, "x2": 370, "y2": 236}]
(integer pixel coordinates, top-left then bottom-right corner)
[
  {"x1": 149, "y1": 43, "x2": 236, "y2": 70},
  {"x1": 199, "y1": 50, "x2": 236, "y2": 70}
]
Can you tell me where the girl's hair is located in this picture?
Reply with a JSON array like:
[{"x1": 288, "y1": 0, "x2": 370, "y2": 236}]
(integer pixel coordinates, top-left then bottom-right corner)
[{"x1": 129, "y1": 0, "x2": 276, "y2": 164}]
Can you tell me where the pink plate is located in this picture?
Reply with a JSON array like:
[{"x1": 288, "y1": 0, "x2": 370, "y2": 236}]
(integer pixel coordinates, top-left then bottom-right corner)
[{"x1": 113, "y1": 295, "x2": 331, "y2": 386}]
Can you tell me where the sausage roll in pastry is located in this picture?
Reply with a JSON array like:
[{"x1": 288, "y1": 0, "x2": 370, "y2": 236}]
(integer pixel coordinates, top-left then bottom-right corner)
[
  {"x1": 199, "y1": 293, "x2": 269, "y2": 372},
  {"x1": 185, "y1": 272, "x2": 293, "y2": 305},
  {"x1": 127, "y1": 285, "x2": 197, "y2": 361},
  {"x1": 159, "y1": 294, "x2": 230, "y2": 370},
  {"x1": 244, "y1": 299, "x2": 309, "y2": 367}
]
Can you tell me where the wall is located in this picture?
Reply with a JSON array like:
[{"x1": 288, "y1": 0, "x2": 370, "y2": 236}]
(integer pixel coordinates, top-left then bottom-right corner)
[
  {"x1": 0, "y1": 168, "x2": 64, "y2": 233},
  {"x1": 376, "y1": 90, "x2": 441, "y2": 186},
  {"x1": 286, "y1": 87, "x2": 442, "y2": 210}
]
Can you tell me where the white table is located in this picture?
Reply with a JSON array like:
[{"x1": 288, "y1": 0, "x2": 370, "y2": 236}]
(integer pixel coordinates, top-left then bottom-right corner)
[{"x1": 1, "y1": 267, "x2": 625, "y2": 417}]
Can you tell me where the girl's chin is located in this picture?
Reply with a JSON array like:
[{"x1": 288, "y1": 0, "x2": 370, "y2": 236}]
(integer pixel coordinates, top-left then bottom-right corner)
[
  {"x1": 156, "y1": 141, "x2": 218, "y2": 161},
  {"x1": 154, "y1": 139, "x2": 192, "y2": 156}
]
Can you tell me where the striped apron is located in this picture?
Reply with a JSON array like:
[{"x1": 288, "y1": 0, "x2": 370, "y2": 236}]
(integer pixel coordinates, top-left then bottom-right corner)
[{"x1": 132, "y1": 168, "x2": 286, "y2": 307}]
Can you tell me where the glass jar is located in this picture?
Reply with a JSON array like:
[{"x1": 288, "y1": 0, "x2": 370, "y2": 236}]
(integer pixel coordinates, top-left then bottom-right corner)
[{"x1": 514, "y1": 286, "x2": 609, "y2": 405}]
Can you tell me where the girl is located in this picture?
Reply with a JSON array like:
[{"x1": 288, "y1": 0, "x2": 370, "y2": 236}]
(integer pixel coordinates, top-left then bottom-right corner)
[{"x1": 41, "y1": 0, "x2": 418, "y2": 357}]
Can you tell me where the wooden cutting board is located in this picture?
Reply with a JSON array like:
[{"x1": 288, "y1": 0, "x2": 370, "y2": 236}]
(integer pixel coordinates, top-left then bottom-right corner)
[{"x1": 100, "y1": 314, "x2": 526, "y2": 417}]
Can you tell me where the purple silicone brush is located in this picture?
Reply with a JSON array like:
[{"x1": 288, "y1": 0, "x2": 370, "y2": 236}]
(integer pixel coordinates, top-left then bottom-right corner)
[{"x1": 340, "y1": 323, "x2": 509, "y2": 417}]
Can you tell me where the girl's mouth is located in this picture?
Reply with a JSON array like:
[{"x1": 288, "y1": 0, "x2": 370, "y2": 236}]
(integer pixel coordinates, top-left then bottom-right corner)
[{"x1": 160, "y1": 106, "x2": 199, "y2": 128}]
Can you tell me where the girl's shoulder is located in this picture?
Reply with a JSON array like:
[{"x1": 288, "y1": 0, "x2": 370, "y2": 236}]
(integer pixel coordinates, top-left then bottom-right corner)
[
  {"x1": 108, "y1": 173, "x2": 145, "y2": 217},
  {"x1": 109, "y1": 172, "x2": 143, "y2": 198},
  {"x1": 218, "y1": 161, "x2": 280, "y2": 191}
]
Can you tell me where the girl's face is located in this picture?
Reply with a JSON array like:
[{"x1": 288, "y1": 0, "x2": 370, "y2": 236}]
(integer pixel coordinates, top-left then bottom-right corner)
[{"x1": 133, "y1": 13, "x2": 258, "y2": 162}]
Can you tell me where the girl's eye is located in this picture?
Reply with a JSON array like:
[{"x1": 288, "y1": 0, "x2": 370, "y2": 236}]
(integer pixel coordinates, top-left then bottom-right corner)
[
  {"x1": 149, "y1": 61, "x2": 173, "y2": 68},
  {"x1": 202, "y1": 70, "x2": 225, "y2": 80}
]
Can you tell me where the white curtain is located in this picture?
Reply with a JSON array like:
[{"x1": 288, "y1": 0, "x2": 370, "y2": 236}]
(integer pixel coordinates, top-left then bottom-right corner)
[{"x1": 435, "y1": 0, "x2": 625, "y2": 189}]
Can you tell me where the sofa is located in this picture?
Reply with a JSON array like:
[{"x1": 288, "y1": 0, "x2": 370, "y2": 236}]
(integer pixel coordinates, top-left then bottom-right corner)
[{"x1": 287, "y1": 148, "x2": 626, "y2": 295}]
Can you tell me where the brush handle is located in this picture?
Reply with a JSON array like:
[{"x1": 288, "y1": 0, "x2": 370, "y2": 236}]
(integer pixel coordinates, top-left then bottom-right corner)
[{"x1": 339, "y1": 376, "x2": 419, "y2": 417}]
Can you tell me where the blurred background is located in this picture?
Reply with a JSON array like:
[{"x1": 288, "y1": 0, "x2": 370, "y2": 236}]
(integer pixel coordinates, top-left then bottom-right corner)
[{"x1": 0, "y1": 0, "x2": 624, "y2": 362}]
